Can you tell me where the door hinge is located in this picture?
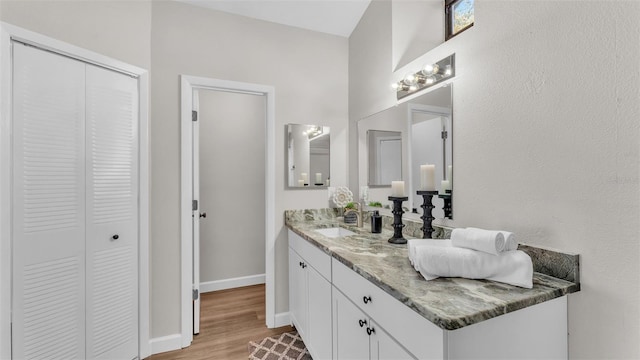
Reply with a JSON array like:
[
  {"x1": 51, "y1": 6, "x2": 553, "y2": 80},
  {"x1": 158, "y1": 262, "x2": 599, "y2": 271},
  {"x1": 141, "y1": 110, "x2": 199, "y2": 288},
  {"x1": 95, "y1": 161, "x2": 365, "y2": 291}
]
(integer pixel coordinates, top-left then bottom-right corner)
[
  {"x1": 193, "y1": 289, "x2": 199, "y2": 301},
  {"x1": 441, "y1": 130, "x2": 448, "y2": 140},
  {"x1": 192, "y1": 200, "x2": 198, "y2": 211},
  {"x1": 192, "y1": 110, "x2": 198, "y2": 122}
]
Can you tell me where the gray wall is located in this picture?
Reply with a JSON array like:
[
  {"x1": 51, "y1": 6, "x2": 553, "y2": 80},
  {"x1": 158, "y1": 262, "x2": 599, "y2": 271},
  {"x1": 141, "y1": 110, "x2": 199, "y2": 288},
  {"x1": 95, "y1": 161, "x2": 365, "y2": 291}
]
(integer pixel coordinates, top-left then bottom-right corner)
[
  {"x1": 2, "y1": 0, "x2": 348, "y2": 341},
  {"x1": 349, "y1": 1, "x2": 640, "y2": 358},
  {"x1": 198, "y1": 90, "x2": 266, "y2": 283},
  {"x1": 149, "y1": 1, "x2": 348, "y2": 338}
]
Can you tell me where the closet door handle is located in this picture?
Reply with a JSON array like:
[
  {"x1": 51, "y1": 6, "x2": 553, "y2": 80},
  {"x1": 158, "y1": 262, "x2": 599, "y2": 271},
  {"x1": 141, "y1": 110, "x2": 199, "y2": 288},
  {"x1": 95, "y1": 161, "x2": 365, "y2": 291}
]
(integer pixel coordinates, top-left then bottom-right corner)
[
  {"x1": 363, "y1": 296, "x2": 372, "y2": 304},
  {"x1": 358, "y1": 319, "x2": 367, "y2": 328},
  {"x1": 111, "y1": 234, "x2": 119, "y2": 240},
  {"x1": 366, "y1": 327, "x2": 375, "y2": 336},
  {"x1": 199, "y1": 212, "x2": 207, "y2": 218}
]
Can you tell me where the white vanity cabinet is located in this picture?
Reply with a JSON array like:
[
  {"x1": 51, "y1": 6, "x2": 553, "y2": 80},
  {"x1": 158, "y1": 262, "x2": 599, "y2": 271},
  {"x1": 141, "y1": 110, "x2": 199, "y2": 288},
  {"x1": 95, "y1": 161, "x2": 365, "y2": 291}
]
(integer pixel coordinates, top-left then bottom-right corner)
[
  {"x1": 332, "y1": 258, "x2": 568, "y2": 360},
  {"x1": 332, "y1": 259, "x2": 444, "y2": 360},
  {"x1": 288, "y1": 229, "x2": 570, "y2": 360},
  {"x1": 288, "y1": 231, "x2": 332, "y2": 360},
  {"x1": 333, "y1": 289, "x2": 414, "y2": 360}
]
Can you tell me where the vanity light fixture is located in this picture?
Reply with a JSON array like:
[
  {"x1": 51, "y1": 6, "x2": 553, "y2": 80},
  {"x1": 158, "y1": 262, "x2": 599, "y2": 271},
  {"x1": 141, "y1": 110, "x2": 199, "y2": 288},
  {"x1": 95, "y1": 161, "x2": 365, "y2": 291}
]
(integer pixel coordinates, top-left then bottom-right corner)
[
  {"x1": 392, "y1": 54, "x2": 455, "y2": 100},
  {"x1": 303, "y1": 125, "x2": 324, "y2": 139}
]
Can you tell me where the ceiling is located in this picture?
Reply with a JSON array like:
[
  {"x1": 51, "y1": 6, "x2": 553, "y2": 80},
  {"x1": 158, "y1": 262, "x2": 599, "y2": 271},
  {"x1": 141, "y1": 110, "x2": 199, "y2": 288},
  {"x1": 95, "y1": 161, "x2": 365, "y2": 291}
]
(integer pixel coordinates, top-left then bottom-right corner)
[{"x1": 176, "y1": 0, "x2": 371, "y2": 37}]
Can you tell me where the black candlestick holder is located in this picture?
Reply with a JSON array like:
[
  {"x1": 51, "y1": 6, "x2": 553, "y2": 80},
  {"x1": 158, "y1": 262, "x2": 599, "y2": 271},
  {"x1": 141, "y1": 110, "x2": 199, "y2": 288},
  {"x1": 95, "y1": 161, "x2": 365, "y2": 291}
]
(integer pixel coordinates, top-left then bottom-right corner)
[
  {"x1": 438, "y1": 190, "x2": 453, "y2": 219},
  {"x1": 387, "y1": 196, "x2": 408, "y2": 244},
  {"x1": 417, "y1": 190, "x2": 438, "y2": 239}
]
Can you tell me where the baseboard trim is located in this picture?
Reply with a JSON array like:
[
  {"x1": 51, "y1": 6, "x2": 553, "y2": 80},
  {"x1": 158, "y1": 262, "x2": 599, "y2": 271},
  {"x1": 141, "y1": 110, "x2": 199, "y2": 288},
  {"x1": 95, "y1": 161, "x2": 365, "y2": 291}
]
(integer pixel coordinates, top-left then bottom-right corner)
[
  {"x1": 150, "y1": 333, "x2": 182, "y2": 355},
  {"x1": 274, "y1": 312, "x2": 291, "y2": 328},
  {"x1": 200, "y1": 274, "x2": 266, "y2": 293}
]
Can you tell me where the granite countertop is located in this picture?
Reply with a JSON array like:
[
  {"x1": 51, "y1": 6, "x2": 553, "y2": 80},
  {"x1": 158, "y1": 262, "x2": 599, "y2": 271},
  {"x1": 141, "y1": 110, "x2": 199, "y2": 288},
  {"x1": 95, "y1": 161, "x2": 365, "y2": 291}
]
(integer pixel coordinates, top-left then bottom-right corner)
[{"x1": 285, "y1": 209, "x2": 580, "y2": 331}]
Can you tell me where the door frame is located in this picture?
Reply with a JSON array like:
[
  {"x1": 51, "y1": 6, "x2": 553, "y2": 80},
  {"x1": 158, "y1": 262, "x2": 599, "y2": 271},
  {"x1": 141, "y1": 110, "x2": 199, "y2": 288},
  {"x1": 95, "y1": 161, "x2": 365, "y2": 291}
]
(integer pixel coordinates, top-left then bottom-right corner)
[
  {"x1": 0, "y1": 22, "x2": 151, "y2": 359},
  {"x1": 179, "y1": 75, "x2": 275, "y2": 347}
]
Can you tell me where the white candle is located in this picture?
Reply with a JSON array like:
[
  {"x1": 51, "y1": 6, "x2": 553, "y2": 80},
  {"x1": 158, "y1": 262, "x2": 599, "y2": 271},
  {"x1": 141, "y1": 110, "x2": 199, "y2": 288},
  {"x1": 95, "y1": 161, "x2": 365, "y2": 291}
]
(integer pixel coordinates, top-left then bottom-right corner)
[
  {"x1": 441, "y1": 180, "x2": 450, "y2": 193},
  {"x1": 300, "y1": 173, "x2": 308, "y2": 184},
  {"x1": 391, "y1": 181, "x2": 405, "y2": 197},
  {"x1": 315, "y1": 173, "x2": 322, "y2": 184},
  {"x1": 447, "y1": 165, "x2": 453, "y2": 182},
  {"x1": 298, "y1": 179, "x2": 304, "y2": 187},
  {"x1": 420, "y1": 164, "x2": 436, "y2": 191}
]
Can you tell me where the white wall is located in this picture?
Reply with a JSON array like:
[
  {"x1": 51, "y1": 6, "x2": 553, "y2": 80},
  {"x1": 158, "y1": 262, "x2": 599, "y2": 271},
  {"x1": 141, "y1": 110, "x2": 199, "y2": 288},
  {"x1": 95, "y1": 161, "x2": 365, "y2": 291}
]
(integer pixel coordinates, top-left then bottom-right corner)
[
  {"x1": 150, "y1": 1, "x2": 348, "y2": 338},
  {"x1": 350, "y1": 1, "x2": 640, "y2": 358}
]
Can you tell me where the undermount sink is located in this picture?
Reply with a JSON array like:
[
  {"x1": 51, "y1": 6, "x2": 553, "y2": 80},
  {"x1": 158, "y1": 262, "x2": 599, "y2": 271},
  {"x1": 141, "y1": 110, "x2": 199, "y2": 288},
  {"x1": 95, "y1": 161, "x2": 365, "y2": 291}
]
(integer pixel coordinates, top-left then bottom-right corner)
[{"x1": 314, "y1": 227, "x2": 357, "y2": 238}]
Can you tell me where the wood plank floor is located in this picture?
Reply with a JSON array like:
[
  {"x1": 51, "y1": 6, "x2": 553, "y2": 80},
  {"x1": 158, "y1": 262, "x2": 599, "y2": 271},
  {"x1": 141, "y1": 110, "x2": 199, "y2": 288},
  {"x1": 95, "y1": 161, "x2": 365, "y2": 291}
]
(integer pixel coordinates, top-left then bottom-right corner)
[{"x1": 147, "y1": 284, "x2": 293, "y2": 360}]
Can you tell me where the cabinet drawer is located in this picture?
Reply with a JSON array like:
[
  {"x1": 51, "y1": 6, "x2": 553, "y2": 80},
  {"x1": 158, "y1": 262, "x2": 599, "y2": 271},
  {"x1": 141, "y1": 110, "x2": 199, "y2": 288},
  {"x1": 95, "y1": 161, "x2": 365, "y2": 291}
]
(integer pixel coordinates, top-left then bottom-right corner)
[
  {"x1": 332, "y1": 258, "x2": 444, "y2": 360},
  {"x1": 288, "y1": 230, "x2": 331, "y2": 281}
]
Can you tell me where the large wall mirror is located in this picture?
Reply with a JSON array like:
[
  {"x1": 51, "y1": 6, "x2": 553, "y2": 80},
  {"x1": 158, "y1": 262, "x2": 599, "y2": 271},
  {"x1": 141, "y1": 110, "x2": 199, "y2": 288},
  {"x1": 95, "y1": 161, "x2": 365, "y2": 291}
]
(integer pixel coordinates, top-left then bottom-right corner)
[
  {"x1": 286, "y1": 124, "x2": 330, "y2": 188},
  {"x1": 358, "y1": 85, "x2": 453, "y2": 219}
]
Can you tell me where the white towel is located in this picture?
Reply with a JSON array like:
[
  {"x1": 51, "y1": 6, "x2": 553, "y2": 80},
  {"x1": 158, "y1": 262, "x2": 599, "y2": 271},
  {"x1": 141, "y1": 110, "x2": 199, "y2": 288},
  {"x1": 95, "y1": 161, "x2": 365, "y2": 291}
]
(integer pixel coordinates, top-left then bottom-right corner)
[
  {"x1": 498, "y1": 230, "x2": 518, "y2": 251},
  {"x1": 415, "y1": 244, "x2": 533, "y2": 288},
  {"x1": 407, "y1": 239, "x2": 452, "y2": 270},
  {"x1": 452, "y1": 228, "x2": 507, "y2": 255}
]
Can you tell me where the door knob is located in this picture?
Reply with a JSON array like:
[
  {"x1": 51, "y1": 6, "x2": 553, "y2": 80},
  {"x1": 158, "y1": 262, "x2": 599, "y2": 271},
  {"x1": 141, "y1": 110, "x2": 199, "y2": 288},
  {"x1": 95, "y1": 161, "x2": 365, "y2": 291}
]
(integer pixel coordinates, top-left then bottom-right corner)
[
  {"x1": 111, "y1": 234, "x2": 119, "y2": 240},
  {"x1": 199, "y1": 212, "x2": 207, "y2": 218},
  {"x1": 363, "y1": 296, "x2": 372, "y2": 304}
]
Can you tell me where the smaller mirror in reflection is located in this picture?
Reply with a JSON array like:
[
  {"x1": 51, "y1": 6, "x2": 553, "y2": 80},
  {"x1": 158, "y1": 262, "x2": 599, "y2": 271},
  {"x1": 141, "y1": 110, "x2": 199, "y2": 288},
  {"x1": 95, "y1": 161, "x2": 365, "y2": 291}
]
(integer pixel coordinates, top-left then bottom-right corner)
[
  {"x1": 286, "y1": 124, "x2": 330, "y2": 188},
  {"x1": 367, "y1": 130, "x2": 402, "y2": 186}
]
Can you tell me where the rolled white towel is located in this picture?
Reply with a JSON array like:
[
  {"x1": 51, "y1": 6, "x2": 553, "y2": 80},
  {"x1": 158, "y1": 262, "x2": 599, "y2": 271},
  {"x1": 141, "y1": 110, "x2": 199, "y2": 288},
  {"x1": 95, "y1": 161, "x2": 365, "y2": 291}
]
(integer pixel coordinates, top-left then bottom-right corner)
[
  {"x1": 499, "y1": 230, "x2": 518, "y2": 251},
  {"x1": 415, "y1": 245, "x2": 533, "y2": 288},
  {"x1": 407, "y1": 239, "x2": 452, "y2": 270},
  {"x1": 451, "y1": 228, "x2": 506, "y2": 255}
]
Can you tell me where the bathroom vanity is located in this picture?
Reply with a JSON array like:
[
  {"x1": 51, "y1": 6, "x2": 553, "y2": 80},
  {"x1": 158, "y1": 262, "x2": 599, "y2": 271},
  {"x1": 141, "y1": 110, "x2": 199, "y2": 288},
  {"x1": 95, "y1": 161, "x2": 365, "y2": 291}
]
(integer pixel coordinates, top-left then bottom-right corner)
[{"x1": 285, "y1": 209, "x2": 580, "y2": 360}]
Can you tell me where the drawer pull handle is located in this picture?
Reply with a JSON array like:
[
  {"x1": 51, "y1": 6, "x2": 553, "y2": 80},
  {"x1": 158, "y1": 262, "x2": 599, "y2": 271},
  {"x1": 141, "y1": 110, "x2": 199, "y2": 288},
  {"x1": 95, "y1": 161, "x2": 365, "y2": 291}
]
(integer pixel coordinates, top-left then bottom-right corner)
[
  {"x1": 299, "y1": 261, "x2": 303, "y2": 267},
  {"x1": 111, "y1": 234, "x2": 119, "y2": 240},
  {"x1": 363, "y1": 296, "x2": 372, "y2": 304},
  {"x1": 366, "y1": 327, "x2": 375, "y2": 336},
  {"x1": 358, "y1": 319, "x2": 367, "y2": 328}
]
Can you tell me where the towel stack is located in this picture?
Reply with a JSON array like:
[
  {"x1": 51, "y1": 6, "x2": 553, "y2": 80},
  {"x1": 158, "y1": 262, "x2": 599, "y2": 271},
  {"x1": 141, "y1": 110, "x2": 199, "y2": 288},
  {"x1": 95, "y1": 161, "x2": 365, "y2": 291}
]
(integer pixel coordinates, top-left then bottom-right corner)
[{"x1": 408, "y1": 228, "x2": 533, "y2": 288}]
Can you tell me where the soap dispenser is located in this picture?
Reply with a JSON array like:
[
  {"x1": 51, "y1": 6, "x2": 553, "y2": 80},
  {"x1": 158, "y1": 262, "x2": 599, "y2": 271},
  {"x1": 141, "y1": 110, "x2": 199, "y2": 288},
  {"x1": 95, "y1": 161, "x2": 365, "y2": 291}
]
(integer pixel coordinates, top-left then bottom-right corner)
[{"x1": 371, "y1": 210, "x2": 382, "y2": 233}]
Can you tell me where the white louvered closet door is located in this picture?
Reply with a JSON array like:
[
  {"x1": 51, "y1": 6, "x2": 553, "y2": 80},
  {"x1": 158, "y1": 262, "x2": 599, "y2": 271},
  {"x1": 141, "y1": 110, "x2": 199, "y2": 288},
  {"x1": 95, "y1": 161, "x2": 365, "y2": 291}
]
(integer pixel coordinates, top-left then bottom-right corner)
[
  {"x1": 12, "y1": 43, "x2": 139, "y2": 360},
  {"x1": 12, "y1": 43, "x2": 87, "y2": 360},
  {"x1": 84, "y1": 64, "x2": 138, "y2": 359}
]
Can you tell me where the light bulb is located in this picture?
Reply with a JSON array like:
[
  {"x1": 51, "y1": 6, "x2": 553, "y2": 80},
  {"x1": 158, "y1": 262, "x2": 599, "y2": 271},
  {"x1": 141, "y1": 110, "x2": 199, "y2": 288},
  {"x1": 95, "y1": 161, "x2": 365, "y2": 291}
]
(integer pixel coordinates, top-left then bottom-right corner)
[
  {"x1": 409, "y1": 85, "x2": 418, "y2": 91},
  {"x1": 391, "y1": 82, "x2": 399, "y2": 89},
  {"x1": 404, "y1": 73, "x2": 417, "y2": 85},
  {"x1": 422, "y1": 64, "x2": 440, "y2": 75},
  {"x1": 426, "y1": 76, "x2": 436, "y2": 85}
]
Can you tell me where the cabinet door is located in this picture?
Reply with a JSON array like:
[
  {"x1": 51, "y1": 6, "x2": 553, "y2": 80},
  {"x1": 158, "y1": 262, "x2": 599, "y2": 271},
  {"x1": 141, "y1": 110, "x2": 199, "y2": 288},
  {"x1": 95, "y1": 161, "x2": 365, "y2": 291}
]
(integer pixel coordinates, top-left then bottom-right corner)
[
  {"x1": 307, "y1": 265, "x2": 332, "y2": 360},
  {"x1": 370, "y1": 321, "x2": 415, "y2": 360},
  {"x1": 289, "y1": 248, "x2": 307, "y2": 338},
  {"x1": 11, "y1": 42, "x2": 87, "y2": 360},
  {"x1": 333, "y1": 289, "x2": 370, "y2": 360},
  {"x1": 85, "y1": 64, "x2": 139, "y2": 360}
]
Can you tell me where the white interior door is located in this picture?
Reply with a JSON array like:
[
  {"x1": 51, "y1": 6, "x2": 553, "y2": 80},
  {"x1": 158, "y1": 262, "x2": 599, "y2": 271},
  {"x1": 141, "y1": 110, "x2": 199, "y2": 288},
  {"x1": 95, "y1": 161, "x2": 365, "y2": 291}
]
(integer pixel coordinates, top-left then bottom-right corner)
[
  {"x1": 11, "y1": 41, "x2": 139, "y2": 359},
  {"x1": 11, "y1": 41, "x2": 87, "y2": 360},
  {"x1": 84, "y1": 63, "x2": 139, "y2": 359},
  {"x1": 192, "y1": 90, "x2": 201, "y2": 335}
]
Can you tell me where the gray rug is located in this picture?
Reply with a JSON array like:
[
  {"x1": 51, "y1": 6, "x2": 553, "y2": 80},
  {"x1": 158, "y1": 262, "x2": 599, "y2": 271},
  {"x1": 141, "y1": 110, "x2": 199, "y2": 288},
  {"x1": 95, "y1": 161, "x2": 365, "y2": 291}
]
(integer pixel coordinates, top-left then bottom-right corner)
[{"x1": 248, "y1": 331, "x2": 312, "y2": 360}]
